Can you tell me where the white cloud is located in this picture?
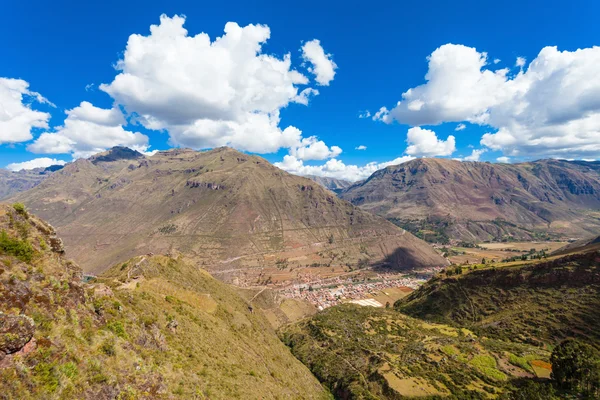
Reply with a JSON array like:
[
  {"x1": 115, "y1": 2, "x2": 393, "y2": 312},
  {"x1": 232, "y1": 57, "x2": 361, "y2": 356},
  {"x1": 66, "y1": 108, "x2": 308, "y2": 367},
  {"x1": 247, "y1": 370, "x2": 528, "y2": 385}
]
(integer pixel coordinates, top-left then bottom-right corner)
[
  {"x1": 493, "y1": 58, "x2": 501, "y2": 64},
  {"x1": 98, "y1": 15, "x2": 336, "y2": 156},
  {"x1": 28, "y1": 101, "x2": 149, "y2": 159},
  {"x1": 455, "y1": 123, "x2": 466, "y2": 131},
  {"x1": 85, "y1": 83, "x2": 95, "y2": 91},
  {"x1": 358, "y1": 111, "x2": 371, "y2": 119},
  {"x1": 289, "y1": 136, "x2": 342, "y2": 160},
  {"x1": 496, "y1": 156, "x2": 510, "y2": 163},
  {"x1": 355, "y1": 145, "x2": 367, "y2": 150},
  {"x1": 0, "y1": 78, "x2": 52, "y2": 144},
  {"x1": 372, "y1": 106, "x2": 390, "y2": 122},
  {"x1": 515, "y1": 56, "x2": 526, "y2": 68},
  {"x1": 301, "y1": 39, "x2": 337, "y2": 86},
  {"x1": 6, "y1": 157, "x2": 67, "y2": 171},
  {"x1": 405, "y1": 127, "x2": 456, "y2": 157},
  {"x1": 463, "y1": 148, "x2": 487, "y2": 161},
  {"x1": 378, "y1": 44, "x2": 600, "y2": 159},
  {"x1": 275, "y1": 154, "x2": 415, "y2": 182}
]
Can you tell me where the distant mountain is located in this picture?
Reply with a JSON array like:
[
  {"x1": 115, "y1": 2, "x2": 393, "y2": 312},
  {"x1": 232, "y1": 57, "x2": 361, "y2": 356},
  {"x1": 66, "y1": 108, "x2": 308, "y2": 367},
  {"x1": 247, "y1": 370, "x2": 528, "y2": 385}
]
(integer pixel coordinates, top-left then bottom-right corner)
[
  {"x1": 0, "y1": 165, "x2": 63, "y2": 200},
  {"x1": 341, "y1": 158, "x2": 600, "y2": 243},
  {"x1": 0, "y1": 204, "x2": 329, "y2": 399},
  {"x1": 16, "y1": 146, "x2": 446, "y2": 277},
  {"x1": 305, "y1": 175, "x2": 352, "y2": 194}
]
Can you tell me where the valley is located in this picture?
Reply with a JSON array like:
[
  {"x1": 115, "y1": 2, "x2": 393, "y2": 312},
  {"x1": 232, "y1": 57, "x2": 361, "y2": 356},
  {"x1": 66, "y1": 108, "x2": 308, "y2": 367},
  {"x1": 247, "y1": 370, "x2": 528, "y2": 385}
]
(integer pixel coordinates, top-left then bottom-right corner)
[{"x1": 2, "y1": 148, "x2": 599, "y2": 399}]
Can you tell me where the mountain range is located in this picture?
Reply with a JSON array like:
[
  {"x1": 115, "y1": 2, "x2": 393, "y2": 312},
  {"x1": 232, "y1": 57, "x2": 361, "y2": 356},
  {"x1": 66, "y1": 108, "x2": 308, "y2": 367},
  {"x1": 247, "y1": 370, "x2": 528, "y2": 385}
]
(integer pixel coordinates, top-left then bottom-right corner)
[
  {"x1": 0, "y1": 166, "x2": 62, "y2": 201},
  {"x1": 12, "y1": 147, "x2": 445, "y2": 278},
  {"x1": 341, "y1": 157, "x2": 600, "y2": 243}
]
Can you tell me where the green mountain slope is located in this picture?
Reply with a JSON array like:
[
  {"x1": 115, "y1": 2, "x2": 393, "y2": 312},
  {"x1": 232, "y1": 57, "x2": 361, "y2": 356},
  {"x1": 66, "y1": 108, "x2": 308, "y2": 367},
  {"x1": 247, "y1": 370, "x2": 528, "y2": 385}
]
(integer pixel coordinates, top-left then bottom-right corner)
[
  {"x1": 282, "y1": 304, "x2": 552, "y2": 399},
  {"x1": 282, "y1": 249, "x2": 600, "y2": 399},
  {"x1": 396, "y1": 252, "x2": 600, "y2": 346},
  {"x1": 0, "y1": 204, "x2": 329, "y2": 399}
]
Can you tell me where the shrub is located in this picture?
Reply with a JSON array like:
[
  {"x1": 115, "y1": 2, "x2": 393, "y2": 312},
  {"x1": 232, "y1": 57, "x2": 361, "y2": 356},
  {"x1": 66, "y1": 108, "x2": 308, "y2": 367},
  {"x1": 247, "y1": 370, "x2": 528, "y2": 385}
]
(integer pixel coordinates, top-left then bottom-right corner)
[
  {"x1": 0, "y1": 230, "x2": 34, "y2": 262},
  {"x1": 12, "y1": 203, "x2": 27, "y2": 217},
  {"x1": 106, "y1": 321, "x2": 127, "y2": 339},
  {"x1": 100, "y1": 338, "x2": 116, "y2": 356}
]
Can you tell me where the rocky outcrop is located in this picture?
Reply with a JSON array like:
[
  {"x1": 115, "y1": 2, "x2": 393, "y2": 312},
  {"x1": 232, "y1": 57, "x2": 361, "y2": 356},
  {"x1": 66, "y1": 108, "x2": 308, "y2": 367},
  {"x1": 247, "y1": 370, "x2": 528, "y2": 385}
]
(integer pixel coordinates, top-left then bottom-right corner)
[{"x1": 0, "y1": 313, "x2": 35, "y2": 355}]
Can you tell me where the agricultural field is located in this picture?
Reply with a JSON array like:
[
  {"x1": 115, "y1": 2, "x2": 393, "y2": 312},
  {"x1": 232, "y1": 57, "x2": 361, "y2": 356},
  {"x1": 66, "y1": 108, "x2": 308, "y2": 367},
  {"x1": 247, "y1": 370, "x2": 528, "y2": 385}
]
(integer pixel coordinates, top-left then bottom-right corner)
[{"x1": 445, "y1": 241, "x2": 567, "y2": 264}]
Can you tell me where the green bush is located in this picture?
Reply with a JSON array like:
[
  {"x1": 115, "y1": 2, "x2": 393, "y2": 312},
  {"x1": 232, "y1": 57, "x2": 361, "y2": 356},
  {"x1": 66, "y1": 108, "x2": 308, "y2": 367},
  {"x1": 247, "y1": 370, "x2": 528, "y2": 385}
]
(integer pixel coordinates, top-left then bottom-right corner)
[
  {"x1": 105, "y1": 321, "x2": 128, "y2": 339},
  {"x1": 0, "y1": 230, "x2": 34, "y2": 262},
  {"x1": 12, "y1": 203, "x2": 27, "y2": 217}
]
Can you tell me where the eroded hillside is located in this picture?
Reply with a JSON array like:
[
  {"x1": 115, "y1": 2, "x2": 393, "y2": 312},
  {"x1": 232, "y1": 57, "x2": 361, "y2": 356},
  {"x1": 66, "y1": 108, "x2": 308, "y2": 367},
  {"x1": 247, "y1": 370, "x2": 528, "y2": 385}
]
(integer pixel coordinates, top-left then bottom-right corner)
[
  {"x1": 15, "y1": 147, "x2": 446, "y2": 280},
  {"x1": 341, "y1": 158, "x2": 600, "y2": 243}
]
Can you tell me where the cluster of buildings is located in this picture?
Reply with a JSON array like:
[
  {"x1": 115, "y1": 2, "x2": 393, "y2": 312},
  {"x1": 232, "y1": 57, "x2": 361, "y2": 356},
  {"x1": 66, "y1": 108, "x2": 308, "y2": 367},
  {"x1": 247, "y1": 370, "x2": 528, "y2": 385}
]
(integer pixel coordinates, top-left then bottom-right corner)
[{"x1": 279, "y1": 273, "x2": 431, "y2": 310}]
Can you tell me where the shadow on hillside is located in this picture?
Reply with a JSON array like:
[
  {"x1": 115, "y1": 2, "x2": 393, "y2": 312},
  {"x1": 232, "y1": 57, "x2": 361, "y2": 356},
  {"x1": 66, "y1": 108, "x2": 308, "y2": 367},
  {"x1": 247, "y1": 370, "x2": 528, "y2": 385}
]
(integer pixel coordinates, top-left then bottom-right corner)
[{"x1": 373, "y1": 246, "x2": 422, "y2": 272}]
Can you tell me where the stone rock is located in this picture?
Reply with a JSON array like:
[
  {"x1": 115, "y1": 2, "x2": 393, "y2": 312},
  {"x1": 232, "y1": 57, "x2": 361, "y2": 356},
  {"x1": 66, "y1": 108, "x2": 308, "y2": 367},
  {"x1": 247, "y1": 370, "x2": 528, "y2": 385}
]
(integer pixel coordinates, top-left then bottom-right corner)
[{"x1": 0, "y1": 313, "x2": 35, "y2": 355}]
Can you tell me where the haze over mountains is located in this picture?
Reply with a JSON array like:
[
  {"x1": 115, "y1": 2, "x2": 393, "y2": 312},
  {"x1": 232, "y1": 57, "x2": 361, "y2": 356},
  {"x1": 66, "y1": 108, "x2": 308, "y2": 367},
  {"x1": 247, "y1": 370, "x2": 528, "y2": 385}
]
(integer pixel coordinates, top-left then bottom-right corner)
[
  {"x1": 0, "y1": 166, "x2": 61, "y2": 201},
  {"x1": 341, "y1": 157, "x2": 600, "y2": 243},
  {"x1": 13, "y1": 146, "x2": 445, "y2": 278}
]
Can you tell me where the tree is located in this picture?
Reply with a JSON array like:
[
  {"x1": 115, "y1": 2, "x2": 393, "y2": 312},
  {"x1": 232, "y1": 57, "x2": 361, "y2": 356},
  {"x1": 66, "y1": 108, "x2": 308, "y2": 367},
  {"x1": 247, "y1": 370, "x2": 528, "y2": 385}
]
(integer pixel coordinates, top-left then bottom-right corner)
[
  {"x1": 500, "y1": 380, "x2": 556, "y2": 400},
  {"x1": 551, "y1": 339, "x2": 600, "y2": 396}
]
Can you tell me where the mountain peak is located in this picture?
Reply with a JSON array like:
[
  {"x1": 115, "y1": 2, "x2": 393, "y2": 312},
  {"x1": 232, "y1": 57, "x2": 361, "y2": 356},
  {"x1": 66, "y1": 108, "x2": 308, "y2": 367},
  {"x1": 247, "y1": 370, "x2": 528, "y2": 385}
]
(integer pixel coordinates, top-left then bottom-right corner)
[{"x1": 89, "y1": 146, "x2": 145, "y2": 164}]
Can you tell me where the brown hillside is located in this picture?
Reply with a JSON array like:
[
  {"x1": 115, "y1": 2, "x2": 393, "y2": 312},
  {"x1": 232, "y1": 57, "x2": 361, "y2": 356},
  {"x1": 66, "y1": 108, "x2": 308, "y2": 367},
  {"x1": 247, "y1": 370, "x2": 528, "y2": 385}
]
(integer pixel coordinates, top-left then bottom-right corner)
[
  {"x1": 15, "y1": 147, "x2": 446, "y2": 278},
  {"x1": 341, "y1": 158, "x2": 600, "y2": 242},
  {"x1": 0, "y1": 167, "x2": 60, "y2": 201}
]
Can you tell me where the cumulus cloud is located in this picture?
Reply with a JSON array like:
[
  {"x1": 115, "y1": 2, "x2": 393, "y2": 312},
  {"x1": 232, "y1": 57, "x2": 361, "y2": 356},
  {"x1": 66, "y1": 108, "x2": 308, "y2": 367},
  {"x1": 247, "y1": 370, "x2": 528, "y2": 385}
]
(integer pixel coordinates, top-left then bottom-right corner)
[
  {"x1": 405, "y1": 127, "x2": 456, "y2": 157},
  {"x1": 98, "y1": 15, "x2": 336, "y2": 156},
  {"x1": 377, "y1": 43, "x2": 600, "y2": 159},
  {"x1": 0, "y1": 78, "x2": 52, "y2": 144},
  {"x1": 355, "y1": 145, "x2": 367, "y2": 150},
  {"x1": 289, "y1": 136, "x2": 342, "y2": 160},
  {"x1": 455, "y1": 123, "x2": 466, "y2": 131},
  {"x1": 463, "y1": 148, "x2": 487, "y2": 161},
  {"x1": 6, "y1": 157, "x2": 67, "y2": 171},
  {"x1": 358, "y1": 111, "x2": 371, "y2": 119},
  {"x1": 28, "y1": 101, "x2": 149, "y2": 159},
  {"x1": 275, "y1": 154, "x2": 414, "y2": 182},
  {"x1": 515, "y1": 56, "x2": 526, "y2": 68},
  {"x1": 301, "y1": 39, "x2": 337, "y2": 86},
  {"x1": 496, "y1": 156, "x2": 510, "y2": 163}
]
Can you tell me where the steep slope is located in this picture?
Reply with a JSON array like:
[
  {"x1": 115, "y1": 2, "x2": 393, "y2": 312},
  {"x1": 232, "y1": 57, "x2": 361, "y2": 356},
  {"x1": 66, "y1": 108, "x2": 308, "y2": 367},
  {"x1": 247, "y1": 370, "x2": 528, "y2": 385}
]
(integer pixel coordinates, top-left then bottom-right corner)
[
  {"x1": 305, "y1": 175, "x2": 352, "y2": 194},
  {"x1": 283, "y1": 304, "x2": 552, "y2": 399},
  {"x1": 341, "y1": 158, "x2": 600, "y2": 243},
  {"x1": 0, "y1": 204, "x2": 329, "y2": 399},
  {"x1": 16, "y1": 147, "x2": 446, "y2": 278},
  {"x1": 0, "y1": 166, "x2": 61, "y2": 200},
  {"x1": 283, "y1": 249, "x2": 600, "y2": 399},
  {"x1": 396, "y1": 252, "x2": 600, "y2": 346},
  {"x1": 553, "y1": 235, "x2": 600, "y2": 256}
]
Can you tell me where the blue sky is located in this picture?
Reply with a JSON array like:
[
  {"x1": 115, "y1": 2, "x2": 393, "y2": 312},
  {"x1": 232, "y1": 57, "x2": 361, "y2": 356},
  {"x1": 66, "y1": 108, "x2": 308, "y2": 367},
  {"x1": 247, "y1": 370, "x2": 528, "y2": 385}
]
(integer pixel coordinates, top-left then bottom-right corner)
[{"x1": 2, "y1": 0, "x2": 600, "y2": 180}]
